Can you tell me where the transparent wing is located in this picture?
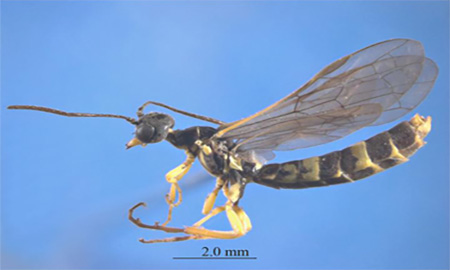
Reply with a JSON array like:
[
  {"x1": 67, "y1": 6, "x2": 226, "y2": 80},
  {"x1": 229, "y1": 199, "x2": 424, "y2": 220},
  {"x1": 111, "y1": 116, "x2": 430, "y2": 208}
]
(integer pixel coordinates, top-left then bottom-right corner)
[
  {"x1": 216, "y1": 39, "x2": 438, "y2": 163},
  {"x1": 234, "y1": 104, "x2": 383, "y2": 165}
]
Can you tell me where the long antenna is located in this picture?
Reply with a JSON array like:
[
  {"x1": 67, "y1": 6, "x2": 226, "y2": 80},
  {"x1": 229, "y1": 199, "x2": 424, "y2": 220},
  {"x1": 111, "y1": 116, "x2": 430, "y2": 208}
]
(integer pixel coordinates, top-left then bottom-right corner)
[
  {"x1": 7, "y1": 105, "x2": 139, "y2": 125},
  {"x1": 137, "y1": 101, "x2": 225, "y2": 125}
]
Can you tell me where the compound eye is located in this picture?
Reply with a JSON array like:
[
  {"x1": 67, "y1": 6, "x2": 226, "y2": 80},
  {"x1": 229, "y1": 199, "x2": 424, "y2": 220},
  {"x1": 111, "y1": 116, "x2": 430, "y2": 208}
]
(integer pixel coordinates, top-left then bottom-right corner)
[{"x1": 135, "y1": 124, "x2": 155, "y2": 143}]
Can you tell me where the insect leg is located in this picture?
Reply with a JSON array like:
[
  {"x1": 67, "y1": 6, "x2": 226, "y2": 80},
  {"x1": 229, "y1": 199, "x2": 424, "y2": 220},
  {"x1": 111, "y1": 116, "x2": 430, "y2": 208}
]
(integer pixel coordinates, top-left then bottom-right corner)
[
  {"x1": 162, "y1": 152, "x2": 195, "y2": 226},
  {"x1": 183, "y1": 201, "x2": 252, "y2": 240},
  {"x1": 129, "y1": 177, "x2": 251, "y2": 242},
  {"x1": 128, "y1": 202, "x2": 203, "y2": 243},
  {"x1": 182, "y1": 177, "x2": 251, "y2": 239},
  {"x1": 202, "y1": 177, "x2": 225, "y2": 215},
  {"x1": 128, "y1": 202, "x2": 184, "y2": 233},
  {"x1": 129, "y1": 201, "x2": 251, "y2": 242},
  {"x1": 142, "y1": 205, "x2": 228, "y2": 243},
  {"x1": 195, "y1": 206, "x2": 227, "y2": 226}
]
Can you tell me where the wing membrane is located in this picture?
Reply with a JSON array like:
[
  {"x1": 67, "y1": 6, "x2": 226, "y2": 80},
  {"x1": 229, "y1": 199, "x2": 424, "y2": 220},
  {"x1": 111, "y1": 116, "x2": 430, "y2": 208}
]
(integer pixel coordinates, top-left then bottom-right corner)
[
  {"x1": 217, "y1": 39, "x2": 438, "y2": 162},
  {"x1": 233, "y1": 104, "x2": 382, "y2": 152}
]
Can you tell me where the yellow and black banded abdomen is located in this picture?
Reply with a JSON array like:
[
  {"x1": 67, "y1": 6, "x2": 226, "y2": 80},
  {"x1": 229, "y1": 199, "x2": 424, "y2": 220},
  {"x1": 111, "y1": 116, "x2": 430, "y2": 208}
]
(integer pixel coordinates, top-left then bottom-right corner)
[{"x1": 254, "y1": 114, "x2": 431, "y2": 189}]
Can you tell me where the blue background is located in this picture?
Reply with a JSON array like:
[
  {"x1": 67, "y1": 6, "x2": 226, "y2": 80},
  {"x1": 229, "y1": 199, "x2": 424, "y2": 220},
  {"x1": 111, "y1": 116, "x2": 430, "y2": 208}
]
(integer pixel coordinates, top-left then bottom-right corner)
[{"x1": 2, "y1": 1, "x2": 449, "y2": 269}]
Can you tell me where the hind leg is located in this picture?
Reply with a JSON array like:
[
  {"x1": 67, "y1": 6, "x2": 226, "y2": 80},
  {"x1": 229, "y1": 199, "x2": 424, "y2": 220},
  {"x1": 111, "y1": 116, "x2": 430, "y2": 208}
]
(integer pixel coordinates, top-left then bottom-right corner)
[{"x1": 129, "y1": 200, "x2": 252, "y2": 243}]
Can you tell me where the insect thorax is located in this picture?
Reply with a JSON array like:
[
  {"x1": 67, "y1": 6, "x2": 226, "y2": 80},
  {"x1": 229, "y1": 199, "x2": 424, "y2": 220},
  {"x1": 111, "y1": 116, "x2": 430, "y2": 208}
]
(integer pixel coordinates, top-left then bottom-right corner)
[
  {"x1": 198, "y1": 138, "x2": 257, "y2": 203},
  {"x1": 197, "y1": 139, "x2": 230, "y2": 177}
]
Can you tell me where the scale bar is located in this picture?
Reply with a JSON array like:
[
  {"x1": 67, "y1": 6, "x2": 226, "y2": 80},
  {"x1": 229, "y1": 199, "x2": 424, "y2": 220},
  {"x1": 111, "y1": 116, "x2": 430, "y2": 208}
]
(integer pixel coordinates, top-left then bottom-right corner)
[{"x1": 173, "y1": 257, "x2": 257, "y2": 260}]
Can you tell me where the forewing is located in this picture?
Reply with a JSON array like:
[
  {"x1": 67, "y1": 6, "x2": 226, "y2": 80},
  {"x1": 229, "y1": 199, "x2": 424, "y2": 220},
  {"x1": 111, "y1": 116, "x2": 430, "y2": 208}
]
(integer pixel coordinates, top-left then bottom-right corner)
[
  {"x1": 234, "y1": 104, "x2": 382, "y2": 152},
  {"x1": 234, "y1": 104, "x2": 382, "y2": 164},
  {"x1": 217, "y1": 39, "x2": 438, "y2": 163}
]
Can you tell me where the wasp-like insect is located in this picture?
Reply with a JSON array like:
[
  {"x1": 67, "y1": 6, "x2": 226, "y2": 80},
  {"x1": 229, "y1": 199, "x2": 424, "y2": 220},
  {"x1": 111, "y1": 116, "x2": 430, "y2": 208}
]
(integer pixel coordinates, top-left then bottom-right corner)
[{"x1": 8, "y1": 39, "x2": 438, "y2": 243}]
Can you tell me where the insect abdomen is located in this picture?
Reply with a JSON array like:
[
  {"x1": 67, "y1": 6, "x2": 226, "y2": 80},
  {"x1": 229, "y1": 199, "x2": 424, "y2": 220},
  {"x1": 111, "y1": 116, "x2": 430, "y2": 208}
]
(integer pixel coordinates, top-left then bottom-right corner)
[{"x1": 254, "y1": 114, "x2": 431, "y2": 189}]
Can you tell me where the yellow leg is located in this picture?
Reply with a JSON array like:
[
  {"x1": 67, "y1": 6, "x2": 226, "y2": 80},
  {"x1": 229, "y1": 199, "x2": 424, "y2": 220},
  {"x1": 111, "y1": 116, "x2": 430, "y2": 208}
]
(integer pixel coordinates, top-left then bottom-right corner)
[
  {"x1": 195, "y1": 206, "x2": 226, "y2": 227},
  {"x1": 128, "y1": 202, "x2": 184, "y2": 233},
  {"x1": 129, "y1": 202, "x2": 210, "y2": 243},
  {"x1": 129, "y1": 174, "x2": 251, "y2": 243},
  {"x1": 184, "y1": 202, "x2": 251, "y2": 239},
  {"x1": 129, "y1": 200, "x2": 252, "y2": 243},
  {"x1": 202, "y1": 177, "x2": 225, "y2": 215},
  {"x1": 162, "y1": 152, "x2": 195, "y2": 226},
  {"x1": 139, "y1": 206, "x2": 228, "y2": 243}
]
